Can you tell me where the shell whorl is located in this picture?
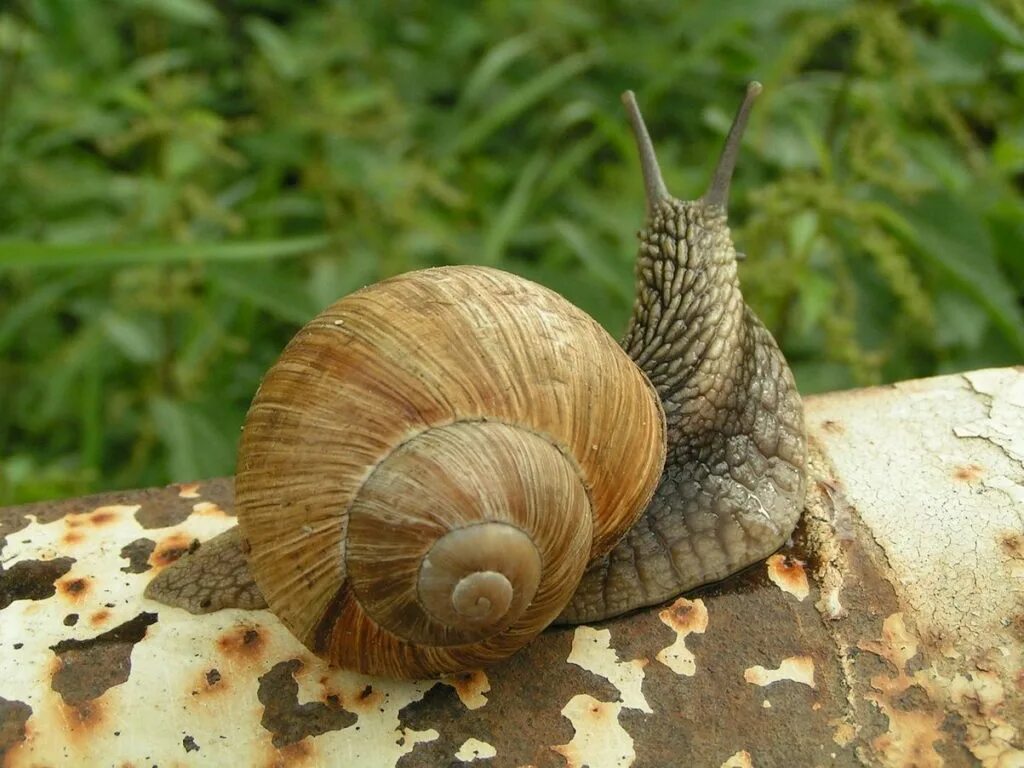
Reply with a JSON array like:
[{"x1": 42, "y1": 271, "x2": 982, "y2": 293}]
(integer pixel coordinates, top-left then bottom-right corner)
[{"x1": 234, "y1": 266, "x2": 665, "y2": 678}]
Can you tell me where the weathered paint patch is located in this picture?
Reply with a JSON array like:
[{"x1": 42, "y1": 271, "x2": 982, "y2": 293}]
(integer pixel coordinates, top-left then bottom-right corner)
[
  {"x1": 440, "y1": 670, "x2": 490, "y2": 710},
  {"x1": 743, "y1": 656, "x2": 816, "y2": 689},
  {"x1": 454, "y1": 737, "x2": 496, "y2": 761},
  {"x1": 192, "y1": 501, "x2": 228, "y2": 518},
  {"x1": 0, "y1": 490, "x2": 439, "y2": 766},
  {"x1": 551, "y1": 695, "x2": 634, "y2": 768},
  {"x1": 765, "y1": 554, "x2": 809, "y2": 601},
  {"x1": 655, "y1": 597, "x2": 707, "y2": 676},
  {"x1": 50, "y1": 613, "x2": 158, "y2": 705},
  {"x1": 567, "y1": 627, "x2": 650, "y2": 713},
  {"x1": 0, "y1": 557, "x2": 75, "y2": 610},
  {"x1": 178, "y1": 483, "x2": 201, "y2": 499},
  {"x1": 0, "y1": 696, "x2": 32, "y2": 754},
  {"x1": 720, "y1": 750, "x2": 753, "y2": 768},
  {"x1": 858, "y1": 613, "x2": 945, "y2": 768},
  {"x1": 256, "y1": 659, "x2": 357, "y2": 748},
  {"x1": 118, "y1": 539, "x2": 155, "y2": 574}
]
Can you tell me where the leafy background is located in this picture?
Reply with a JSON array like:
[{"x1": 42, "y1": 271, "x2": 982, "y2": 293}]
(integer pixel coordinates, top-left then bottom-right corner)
[{"x1": 1, "y1": 0, "x2": 1022, "y2": 504}]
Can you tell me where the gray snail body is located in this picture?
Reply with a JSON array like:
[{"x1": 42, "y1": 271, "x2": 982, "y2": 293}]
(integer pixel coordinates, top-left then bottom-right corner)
[{"x1": 146, "y1": 83, "x2": 807, "y2": 678}]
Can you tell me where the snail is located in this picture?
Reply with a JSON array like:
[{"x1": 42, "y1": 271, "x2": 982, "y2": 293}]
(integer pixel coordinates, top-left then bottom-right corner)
[{"x1": 145, "y1": 82, "x2": 807, "y2": 679}]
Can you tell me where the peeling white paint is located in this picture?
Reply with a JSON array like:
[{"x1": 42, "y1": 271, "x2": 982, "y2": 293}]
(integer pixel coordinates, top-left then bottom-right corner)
[
  {"x1": 0, "y1": 503, "x2": 441, "y2": 766},
  {"x1": 177, "y1": 483, "x2": 201, "y2": 499},
  {"x1": 765, "y1": 554, "x2": 809, "y2": 601},
  {"x1": 808, "y1": 367, "x2": 1024, "y2": 700},
  {"x1": 455, "y1": 737, "x2": 497, "y2": 761},
  {"x1": 743, "y1": 656, "x2": 816, "y2": 689},
  {"x1": 720, "y1": 749, "x2": 753, "y2": 767},
  {"x1": 551, "y1": 694, "x2": 634, "y2": 768},
  {"x1": 655, "y1": 597, "x2": 708, "y2": 676},
  {"x1": 440, "y1": 670, "x2": 490, "y2": 710},
  {"x1": 567, "y1": 626, "x2": 650, "y2": 713}
]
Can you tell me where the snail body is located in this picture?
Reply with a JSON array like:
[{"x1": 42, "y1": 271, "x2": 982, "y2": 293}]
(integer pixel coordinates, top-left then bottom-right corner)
[{"x1": 145, "y1": 83, "x2": 807, "y2": 678}]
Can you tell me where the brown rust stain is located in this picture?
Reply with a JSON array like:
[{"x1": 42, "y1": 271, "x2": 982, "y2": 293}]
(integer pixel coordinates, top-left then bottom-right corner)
[
  {"x1": 57, "y1": 575, "x2": 92, "y2": 603},
  {"x1": 821, "y1": 419, "x2": 845, "y2": 435},
  {"x1": 88, "y1": 609, "x2": 111, "y2": 628},
  {"x1": 952, "y1": 463, "x2": 985, "y2": 482},
  {"x1": 148, "y1": 532, "x2": 199, "y2": 569},
  {"x1": 660, "y1": 596, "x2": 706, "y2": 634},
  {"x1": 265, "y1": 738, "x2": 316, "y2": 768},
  {"x1": 59, "y1": 697, "x2": 106, "y2": 739},
  {"x1": 61, "y1": 530, "x2": 85, "y2": 546},
  {"x1": 341, "y1": 682, "x2": 384, "y2": 715},
  {"x1": 64, "y1": 507, "x2": 122, "y2": 530},
  {"x1": 188, "y1": 666, "x2": 230, "y2": 703},
  {"x1": 217, "y1": 624, "x2": 268, "y2": 661},
  {"x1": 998, "y1": 531, "x2": 1024, "y2": 561}
]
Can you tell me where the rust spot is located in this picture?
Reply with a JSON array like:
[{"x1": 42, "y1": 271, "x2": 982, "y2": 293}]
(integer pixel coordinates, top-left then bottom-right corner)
[
  {"x1": 61, "y1": 530, "x2": 85, "y2": 546},
  {"x1": 217, "y1": 625, "x2": 267, "y2": 660},
  {"x1": 342, "y1": 682, "x2": 384, "y2": 714},
  {"x1": 57, "y1": 576, "x2": 91, "y2": 603},
  {"x1": 149, "y1": 533, "x2": 196, "y2": 569},
  {"x1": 662, "y1": 598, "x2": 705, "y2": 635},
  {"x1": 60, "y1": 697, "x2": 105, "y2": 735},
  {"x1": 265, "y1": 738, "x2": 314, "y2": 768},
  {"x1": 952, "y1": 463, "x2": 985, "y2": 482},
  {"x1": 766, "y1": 554, "x2": 810, "y2": 600},
  {"x1": 191, "y1": 667, "x2": 228, "y2": 699},
  {"x1": 89, "y1": 510, "x2": 117, "y2": 526},
  {"x1": 89, "y1": 610, "x2": 110, "y2": 628},
  {"x1": 64, "y1": 507, "x2": 121, "y2": 529},
  {"x1": 821, "y1": 419, "x2": 845, "y2": 435},
  {"x1": 998, "y1": 532, "x2": 1024, "y2": 559}
]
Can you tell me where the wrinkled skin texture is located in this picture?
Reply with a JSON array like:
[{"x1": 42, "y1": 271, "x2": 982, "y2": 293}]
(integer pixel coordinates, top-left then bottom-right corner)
[{"x1": 557, "y1": 199, "x2": 807, "y2": 623}]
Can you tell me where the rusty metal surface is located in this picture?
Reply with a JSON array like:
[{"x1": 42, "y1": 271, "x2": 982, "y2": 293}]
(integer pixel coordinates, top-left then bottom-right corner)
[{"x1": 0, "y1": 367, "x2": 1021, "y2": 767}]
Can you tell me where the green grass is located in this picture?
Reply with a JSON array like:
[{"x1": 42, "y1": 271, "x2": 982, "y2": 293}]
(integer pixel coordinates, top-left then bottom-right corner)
[{"x1": 1, "y1": 0, "x2": 1022, "y2": 504}]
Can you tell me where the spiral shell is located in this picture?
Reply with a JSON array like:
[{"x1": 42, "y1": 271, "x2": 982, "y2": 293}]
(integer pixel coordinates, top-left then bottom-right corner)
[{"x1": 235, "y1": 266, "x2": 665, "y2": 678}]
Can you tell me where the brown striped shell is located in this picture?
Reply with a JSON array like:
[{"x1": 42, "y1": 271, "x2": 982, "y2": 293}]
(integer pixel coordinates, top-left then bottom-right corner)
[{"x1": 235, "y1": 265, "x2": 666, "y2": 678}]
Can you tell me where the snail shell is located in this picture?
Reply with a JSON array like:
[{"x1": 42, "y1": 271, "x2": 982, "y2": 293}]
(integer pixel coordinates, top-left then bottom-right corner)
[{"x1": 234, "y1": 265, "x2": 666, "y2": 678}]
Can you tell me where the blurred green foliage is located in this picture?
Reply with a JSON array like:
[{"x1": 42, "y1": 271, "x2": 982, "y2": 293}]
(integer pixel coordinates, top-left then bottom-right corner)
[{"x1": 1, "y1": 0, "x2": 1022, "y2": 504}]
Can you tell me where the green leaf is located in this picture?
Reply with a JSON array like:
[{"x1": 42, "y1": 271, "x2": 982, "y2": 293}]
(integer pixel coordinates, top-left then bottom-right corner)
[
  {"x1": 133, "y1": 0, "x2": 220, "y2": 27},
  {"x1": 245, "y1": 17, "x2": 301, "y2": 80},
  {"x1": 149, "y1": 397, "x2": 234, "y2": 483},
  {"x1": 0, "y1": 236, "x2": 332, "y2": 269},
  {"x1": 453, "y1": 51, "x2": 596, "y2": 154},
  {"x1": 888, "y1": 191, "x2": 1024, "y2": 354}
]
